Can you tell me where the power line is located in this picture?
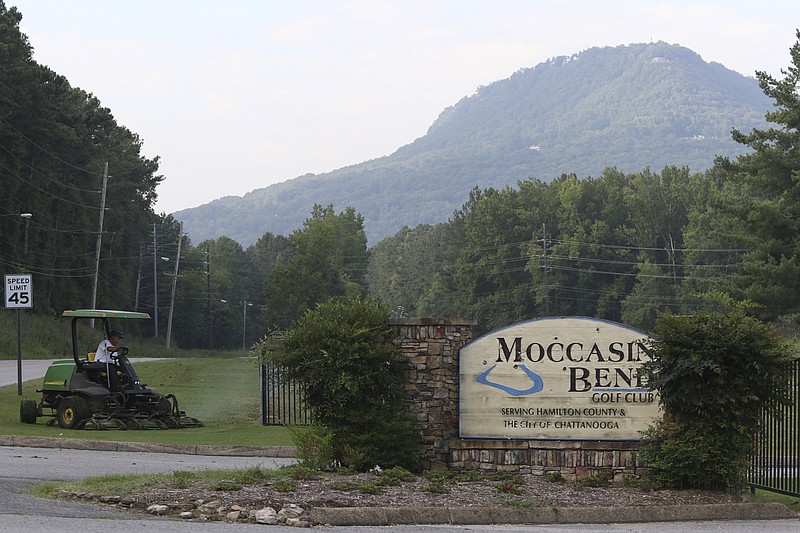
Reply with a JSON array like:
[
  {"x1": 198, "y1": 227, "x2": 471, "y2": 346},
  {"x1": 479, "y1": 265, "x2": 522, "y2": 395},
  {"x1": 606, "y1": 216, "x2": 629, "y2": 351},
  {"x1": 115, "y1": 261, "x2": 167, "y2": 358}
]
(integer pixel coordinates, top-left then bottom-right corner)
[{"x1": 0, "y1": 118, "x2": 104, "y2": 177}]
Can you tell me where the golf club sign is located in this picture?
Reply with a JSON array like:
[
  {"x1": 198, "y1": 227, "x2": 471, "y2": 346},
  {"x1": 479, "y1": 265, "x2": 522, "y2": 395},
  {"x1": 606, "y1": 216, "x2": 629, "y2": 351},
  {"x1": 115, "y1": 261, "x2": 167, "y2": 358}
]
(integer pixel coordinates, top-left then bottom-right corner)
[{"x1": 459, "y1": 317, "x2": 660, "y2": 440}]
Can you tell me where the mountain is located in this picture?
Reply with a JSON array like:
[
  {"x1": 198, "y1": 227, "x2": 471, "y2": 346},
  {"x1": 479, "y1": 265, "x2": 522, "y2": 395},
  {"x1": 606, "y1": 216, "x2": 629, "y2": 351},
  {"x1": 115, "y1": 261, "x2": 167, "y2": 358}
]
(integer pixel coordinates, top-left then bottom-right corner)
[{"x1": 174, "y1": 41, "x2": 771, "y2": 246}]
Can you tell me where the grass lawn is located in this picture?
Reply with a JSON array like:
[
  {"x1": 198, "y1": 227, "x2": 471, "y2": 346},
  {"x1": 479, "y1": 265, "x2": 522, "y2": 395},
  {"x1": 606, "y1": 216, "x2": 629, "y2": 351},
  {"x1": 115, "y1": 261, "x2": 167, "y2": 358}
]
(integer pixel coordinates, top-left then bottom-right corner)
[
  {"x1": 1, "y1": 358, "x2": 294, "y2": 447},
  {"x1": 746, "y1": 487, "x2": 800, "y2": 513}
]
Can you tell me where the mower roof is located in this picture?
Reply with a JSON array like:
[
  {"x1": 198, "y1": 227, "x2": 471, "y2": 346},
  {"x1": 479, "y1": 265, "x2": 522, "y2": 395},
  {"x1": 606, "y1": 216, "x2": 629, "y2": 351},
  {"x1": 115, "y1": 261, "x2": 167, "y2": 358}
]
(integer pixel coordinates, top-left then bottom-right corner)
[{"x1": 62, "y1": 309, "x2": 151, "y2": 319}]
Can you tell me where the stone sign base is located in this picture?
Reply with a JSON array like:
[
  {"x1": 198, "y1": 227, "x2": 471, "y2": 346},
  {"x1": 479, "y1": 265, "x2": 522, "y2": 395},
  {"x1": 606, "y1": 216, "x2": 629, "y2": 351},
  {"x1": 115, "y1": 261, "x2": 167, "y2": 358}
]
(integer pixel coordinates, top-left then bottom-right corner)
[
  {"x1": 449, "y1": 439, "x2": 641, "y2": 480},
  {"x1": 391, "y1": 318, "x2": 646, "y2": 479}
]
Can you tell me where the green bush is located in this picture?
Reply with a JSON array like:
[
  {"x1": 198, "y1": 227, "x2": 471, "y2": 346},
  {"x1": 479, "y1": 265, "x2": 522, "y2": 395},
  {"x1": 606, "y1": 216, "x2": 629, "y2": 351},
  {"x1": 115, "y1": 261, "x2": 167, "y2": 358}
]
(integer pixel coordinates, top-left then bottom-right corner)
[
  {"x1": 290, "y1": 425, "x2": 338, "y2": 471},
  {"x1": 259, "y1": 296, "x2": 423, "y2": 472},
  {"x1": 575, "y1": 474, "x2": 611, "y2": 488},
  {"x1": 640, "y1": 297, "x2": 793, "y2": 492},
  {"x1": 545, "y1": 472, "x2": 565, "y2": 483}
]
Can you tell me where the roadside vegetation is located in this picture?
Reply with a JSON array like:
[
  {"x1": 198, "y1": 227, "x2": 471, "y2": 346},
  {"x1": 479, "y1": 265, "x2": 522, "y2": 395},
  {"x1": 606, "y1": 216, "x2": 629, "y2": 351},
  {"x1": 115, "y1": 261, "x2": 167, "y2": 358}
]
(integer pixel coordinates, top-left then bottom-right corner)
[{"x1": 639, "y1": 296, "x2": 794, "y2": 493}]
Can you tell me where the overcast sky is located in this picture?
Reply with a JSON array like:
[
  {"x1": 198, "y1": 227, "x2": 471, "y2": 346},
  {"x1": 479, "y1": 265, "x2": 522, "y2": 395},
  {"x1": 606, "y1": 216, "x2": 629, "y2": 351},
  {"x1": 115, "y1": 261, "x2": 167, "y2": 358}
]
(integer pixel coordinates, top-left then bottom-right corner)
[{"x1": 9, "y1": 1, "x2": 800, "y2": 214}]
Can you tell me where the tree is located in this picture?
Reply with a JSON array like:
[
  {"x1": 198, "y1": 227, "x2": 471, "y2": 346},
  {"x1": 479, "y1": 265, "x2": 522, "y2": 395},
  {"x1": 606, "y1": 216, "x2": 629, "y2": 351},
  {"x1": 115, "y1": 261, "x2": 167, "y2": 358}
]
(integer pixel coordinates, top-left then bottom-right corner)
[
  {"x1": 261, "y1": 296, "x2": 422, "y2": 471},
  {"x1": 262, "y1": 205, "x2": 368, "y2": 329},
  {"x1": 367, "y1": 223, "x2": 455, "y2": 317},
  {"x1": 1, "y1": 1, "x2": 164, "y2": 317},
  {"x1": 639, "y1": 296, "x2": 792, "y2": 491},
  {"x1": 696, "y1": 30, "x2": 800, "y2": 319}
]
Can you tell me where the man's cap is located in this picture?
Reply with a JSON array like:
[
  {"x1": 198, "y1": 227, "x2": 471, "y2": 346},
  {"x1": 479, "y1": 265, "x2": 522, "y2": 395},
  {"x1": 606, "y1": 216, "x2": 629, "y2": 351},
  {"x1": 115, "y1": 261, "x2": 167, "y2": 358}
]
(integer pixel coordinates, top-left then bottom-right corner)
[{"x1": 109, "y1": 330, "x2": 124, "y2": 339}]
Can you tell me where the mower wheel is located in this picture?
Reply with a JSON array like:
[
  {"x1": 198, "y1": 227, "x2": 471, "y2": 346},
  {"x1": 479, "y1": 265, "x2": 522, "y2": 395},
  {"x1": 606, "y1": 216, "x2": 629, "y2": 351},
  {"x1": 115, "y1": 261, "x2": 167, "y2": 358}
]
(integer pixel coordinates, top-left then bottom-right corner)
[
  {"x1": 20, "y1": 399, "x2": 38, "y2": 424},
  {"x1": 57, "y1": 396, "x2": 88, "y2": 429}
]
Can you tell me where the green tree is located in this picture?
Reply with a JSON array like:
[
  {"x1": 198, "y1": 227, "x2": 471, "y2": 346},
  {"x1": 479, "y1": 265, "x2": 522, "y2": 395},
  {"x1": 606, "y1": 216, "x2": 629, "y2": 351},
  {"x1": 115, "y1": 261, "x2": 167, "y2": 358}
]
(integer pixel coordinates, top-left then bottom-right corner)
[
  {"x1": 263, "y1": 205, "x2": 368, "y2": 329},
  {"x1": 694, "y1": 31, "x2": 800, "y2": 320},
  {"x1": 261, "y1": 296, "x2": 422, "y2": 471},
  {"x1": 1, "y1": 1, "x2": 164, "y2": 317},
  {"x1": 367, "y1": 223, "x2": 453, "y2": 316},
  {"x1": 639, "y1": 297, "x2": 792, "y2": 491}
]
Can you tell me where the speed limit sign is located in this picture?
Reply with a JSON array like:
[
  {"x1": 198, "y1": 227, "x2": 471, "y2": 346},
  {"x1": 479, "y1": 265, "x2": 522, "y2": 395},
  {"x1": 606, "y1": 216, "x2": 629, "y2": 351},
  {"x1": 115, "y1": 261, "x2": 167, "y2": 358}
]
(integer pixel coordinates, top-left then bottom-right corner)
[{"x1": 4, "y1": 274, "x2": 33, "y2": 309}]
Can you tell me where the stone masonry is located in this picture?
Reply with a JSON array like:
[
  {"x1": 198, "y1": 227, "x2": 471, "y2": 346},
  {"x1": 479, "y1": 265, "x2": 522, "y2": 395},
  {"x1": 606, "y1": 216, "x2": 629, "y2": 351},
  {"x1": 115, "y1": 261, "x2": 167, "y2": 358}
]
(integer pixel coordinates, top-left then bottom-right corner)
[{"x1": 390, "y1": 317, "x2": 644, "y2": 479}]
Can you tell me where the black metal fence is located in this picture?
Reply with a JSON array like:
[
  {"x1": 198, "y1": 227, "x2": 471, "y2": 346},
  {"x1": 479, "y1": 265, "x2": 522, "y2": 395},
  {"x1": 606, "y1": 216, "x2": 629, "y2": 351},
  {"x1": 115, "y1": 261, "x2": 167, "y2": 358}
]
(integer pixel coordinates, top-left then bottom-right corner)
[
  {"x1": 748, "y1": 359, "x2": 799, "y2": 497},
  {"x1": 259, "y1": 363, "x2": 312, "y2": 426}
]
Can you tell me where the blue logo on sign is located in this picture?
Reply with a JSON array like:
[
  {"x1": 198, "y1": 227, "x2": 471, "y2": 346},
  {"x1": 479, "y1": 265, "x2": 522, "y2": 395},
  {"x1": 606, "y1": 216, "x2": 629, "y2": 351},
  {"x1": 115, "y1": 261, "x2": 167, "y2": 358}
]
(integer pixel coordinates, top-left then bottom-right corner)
[{"x1": 476, "y1": 364, "x2": 544, "y2": 396}]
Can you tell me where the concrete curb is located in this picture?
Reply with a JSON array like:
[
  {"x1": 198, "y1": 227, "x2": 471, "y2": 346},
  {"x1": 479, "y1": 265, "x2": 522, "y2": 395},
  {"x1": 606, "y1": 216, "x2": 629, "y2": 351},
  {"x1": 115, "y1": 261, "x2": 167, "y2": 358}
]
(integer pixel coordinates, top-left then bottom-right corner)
[
  {"x1": 309, "y1": 503, "x2": 799, "y2": 526},
  {"x1": 3, "y1": 436, "x2": 797, "y2": 525},
  {"x1": 0, "y1": 435, "x2": 296, "y2": 457}
]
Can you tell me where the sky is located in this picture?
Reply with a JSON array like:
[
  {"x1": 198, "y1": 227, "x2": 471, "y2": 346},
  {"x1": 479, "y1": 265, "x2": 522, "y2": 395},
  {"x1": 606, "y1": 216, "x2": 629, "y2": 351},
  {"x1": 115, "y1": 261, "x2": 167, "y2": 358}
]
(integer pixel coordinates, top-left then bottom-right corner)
[{"x1": 8, "y1": 1, "x2": 800, "y2": 214}]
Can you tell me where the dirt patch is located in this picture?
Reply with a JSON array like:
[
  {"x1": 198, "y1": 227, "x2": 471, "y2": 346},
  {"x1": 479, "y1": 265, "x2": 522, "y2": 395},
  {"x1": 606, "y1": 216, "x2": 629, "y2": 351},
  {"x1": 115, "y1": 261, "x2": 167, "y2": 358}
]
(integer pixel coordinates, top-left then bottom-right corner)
[{"x1": 116, "y1": 470, "x2": 741, "y2": 513}]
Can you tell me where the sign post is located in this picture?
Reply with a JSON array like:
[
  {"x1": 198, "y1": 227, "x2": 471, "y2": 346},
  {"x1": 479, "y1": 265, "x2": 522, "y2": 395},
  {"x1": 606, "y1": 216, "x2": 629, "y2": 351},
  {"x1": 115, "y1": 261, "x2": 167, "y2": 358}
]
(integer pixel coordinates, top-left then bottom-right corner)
[{"x1": 5, "y1": 274, "x2": 33, "y2": 395}]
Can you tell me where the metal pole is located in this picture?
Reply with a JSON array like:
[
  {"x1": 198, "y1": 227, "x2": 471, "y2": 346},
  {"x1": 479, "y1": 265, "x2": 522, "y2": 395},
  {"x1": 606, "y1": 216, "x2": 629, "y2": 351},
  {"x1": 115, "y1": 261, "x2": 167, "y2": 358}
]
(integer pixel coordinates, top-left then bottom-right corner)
[
  {"x1": 22, "y1": 215, "x2": 30, "y2": 256},
  {"x1": 16, "y1": 308, "x2": 22, "y2": 396},
  {"x1": 242, "y1": 300, "x2": 248, "y2": 350},
  {"x1": 206, "y1": 244, "x2": 211, "y2": 349}
]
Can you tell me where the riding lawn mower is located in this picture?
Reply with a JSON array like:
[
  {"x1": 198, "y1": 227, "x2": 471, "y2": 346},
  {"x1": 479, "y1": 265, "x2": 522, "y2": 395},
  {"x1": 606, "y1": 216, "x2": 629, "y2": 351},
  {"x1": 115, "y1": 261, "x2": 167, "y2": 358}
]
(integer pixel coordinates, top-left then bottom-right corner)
[{"x1": 19, "y1": 309, "x2": 203, "y2": 430}]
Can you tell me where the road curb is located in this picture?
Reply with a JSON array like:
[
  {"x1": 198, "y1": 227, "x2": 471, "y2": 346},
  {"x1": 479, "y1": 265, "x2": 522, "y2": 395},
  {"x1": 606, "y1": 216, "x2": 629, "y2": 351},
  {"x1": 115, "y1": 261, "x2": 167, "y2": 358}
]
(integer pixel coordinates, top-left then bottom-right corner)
[
  {"x1": 0, "y1": 435, "x2": 296, "y2": 457},
  {"x1": 309, "y1": 503, "x2": 798, "y2": 526}
]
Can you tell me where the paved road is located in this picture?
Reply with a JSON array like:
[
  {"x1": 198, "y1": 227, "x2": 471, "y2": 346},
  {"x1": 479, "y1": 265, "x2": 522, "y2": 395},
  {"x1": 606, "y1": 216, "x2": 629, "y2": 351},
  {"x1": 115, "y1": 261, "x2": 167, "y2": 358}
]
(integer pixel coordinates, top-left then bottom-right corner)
[
  {"x1": 0, "y1": 445, "x2": 294, "y2": 532},
  {"x1": 0, "y1": 358, "x2": 163, "y2": 388}
]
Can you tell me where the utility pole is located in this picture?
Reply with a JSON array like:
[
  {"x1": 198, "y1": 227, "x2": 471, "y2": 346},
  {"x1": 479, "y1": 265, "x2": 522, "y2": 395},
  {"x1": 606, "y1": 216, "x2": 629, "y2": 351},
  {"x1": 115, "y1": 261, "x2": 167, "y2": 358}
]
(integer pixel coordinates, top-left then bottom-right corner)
[
  {"x1": 153, "y1": 223, "x2": 159, "y2": 338},
  {"x1": 90, "y1": 162, "x2": 108, "y2": 320},
  {"x1": 134, "y1": 245, "x2": 143, "y2": 311},
  {"x1": 242, "y1": 300, "x2": 253, "y2": 350},
  {"x1": 206, "y1": 243, "x2": 212, "y2": 349},
  {"x1": 539, "y1": 223, "x2": 551, "y2": 315},
  {"x1": 165, "y1": 223, "x2": 183, "y2": 349}
]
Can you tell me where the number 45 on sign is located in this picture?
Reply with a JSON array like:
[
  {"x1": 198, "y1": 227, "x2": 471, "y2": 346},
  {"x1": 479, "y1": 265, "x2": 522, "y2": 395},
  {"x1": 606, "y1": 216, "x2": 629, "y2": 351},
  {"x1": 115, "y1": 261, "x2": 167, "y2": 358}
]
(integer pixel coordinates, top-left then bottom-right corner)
[{"x1": 5, "y1": 274, "x2": 33, "y2": 309}]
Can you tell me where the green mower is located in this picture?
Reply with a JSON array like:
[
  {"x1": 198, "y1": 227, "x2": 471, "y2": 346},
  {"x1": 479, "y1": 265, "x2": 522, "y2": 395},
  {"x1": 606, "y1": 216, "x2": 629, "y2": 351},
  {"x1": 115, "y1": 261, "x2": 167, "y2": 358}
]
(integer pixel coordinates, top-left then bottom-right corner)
[{"x1": 19, "y1": 309, "x2": 203, "y2": 430}]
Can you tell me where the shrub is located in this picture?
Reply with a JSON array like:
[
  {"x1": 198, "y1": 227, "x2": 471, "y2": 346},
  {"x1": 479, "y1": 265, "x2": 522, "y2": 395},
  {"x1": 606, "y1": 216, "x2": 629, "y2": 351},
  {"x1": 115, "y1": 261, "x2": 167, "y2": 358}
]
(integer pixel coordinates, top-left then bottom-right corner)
[
  {"x1": 261, "y1": 296, "x2": 423, "y2": 472},
  {"x1": 639, "y1": 297, "x2": 792, "y2": 492},
  {"x1": 575, "y1": 474, "x2": 611, "y2": 488},
  {"x1": 545, "y1": 472, "x2": 565, "y2": 483}
]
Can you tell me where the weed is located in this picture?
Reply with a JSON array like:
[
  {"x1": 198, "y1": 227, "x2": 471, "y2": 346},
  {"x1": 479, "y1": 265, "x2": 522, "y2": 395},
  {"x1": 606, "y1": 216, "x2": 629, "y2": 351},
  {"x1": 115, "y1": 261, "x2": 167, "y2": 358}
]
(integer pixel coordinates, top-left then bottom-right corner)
[
  {"x1": 545, "y1": 471, "x2": 565, "y2": 483},
  {"x1": 329, "y1": 481, "x2": 361, "y2": 491},
  {"x1": 576, "y1": 474, "x2": 611, "y2": 488},
  {"x1": 171, "y1": 471, "x2": 197, "y2": 489},
  {"x1": 422, "y1": 481, "x2": 449, "y2": 494},
  {"x1": 286, "y1": 465, "x2": 323, "y2": 480},
  {"x1": 494, "y1": 481, "x2": 524, "y2": 495},
  {"x1": 621, "y1": 474, "x2": 658, "y2": 490},
  {"x1": 503, "y1": 496, "x2": 538, "y2": 509},
  {"x1": 212, "y1": 480, "x2": 242, "y2": 491},
  {"x1": 357, "y1": 483, "x2": 384, "y2": 495},
  {"x1": 271, "y1": 479, "x2": 298, "y2": 492},
  {"x1": 231, "y1": 467, "x2": 269, "y2": 485},
  {"x1": 377, "y1": 466, "x2": 416, "y2": 486}
]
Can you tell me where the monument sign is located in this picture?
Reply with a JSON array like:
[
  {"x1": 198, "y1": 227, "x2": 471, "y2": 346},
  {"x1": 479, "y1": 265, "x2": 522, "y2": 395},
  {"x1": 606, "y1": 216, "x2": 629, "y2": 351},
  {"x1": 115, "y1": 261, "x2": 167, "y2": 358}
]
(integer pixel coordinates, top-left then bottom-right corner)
[{"x1": 459, "y1": 317, "x2": 660, "y2": 440}]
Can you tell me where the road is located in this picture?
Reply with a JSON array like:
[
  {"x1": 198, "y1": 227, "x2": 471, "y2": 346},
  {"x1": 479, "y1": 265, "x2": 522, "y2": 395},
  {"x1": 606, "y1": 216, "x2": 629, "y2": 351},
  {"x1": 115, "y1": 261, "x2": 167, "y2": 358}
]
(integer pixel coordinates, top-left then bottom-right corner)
[
  {"x1": 0, "y1": 358, "x2": 60, "y2": 387},
  {"x1": 0, "y1": 358, "x2": 165, "y2": 388},
  {"x1": 0, "y1": 445, "x2": 295, "y2": 532}
]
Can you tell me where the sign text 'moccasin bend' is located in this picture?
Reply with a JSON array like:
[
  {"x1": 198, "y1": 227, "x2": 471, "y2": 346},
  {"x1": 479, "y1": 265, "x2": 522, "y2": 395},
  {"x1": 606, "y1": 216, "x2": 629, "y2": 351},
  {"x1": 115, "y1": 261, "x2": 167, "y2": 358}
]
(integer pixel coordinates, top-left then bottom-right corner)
[{"x1": 496, "y1": 337, "x2": 650, "y2": 392}]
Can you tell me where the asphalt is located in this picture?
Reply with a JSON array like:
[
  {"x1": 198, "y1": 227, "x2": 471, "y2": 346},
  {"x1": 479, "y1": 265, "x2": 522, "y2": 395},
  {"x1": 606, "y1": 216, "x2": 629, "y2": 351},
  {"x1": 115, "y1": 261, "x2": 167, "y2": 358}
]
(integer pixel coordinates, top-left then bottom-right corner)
[{"x1": 1, "y1": 435, "x2": 797, "y2": 526}]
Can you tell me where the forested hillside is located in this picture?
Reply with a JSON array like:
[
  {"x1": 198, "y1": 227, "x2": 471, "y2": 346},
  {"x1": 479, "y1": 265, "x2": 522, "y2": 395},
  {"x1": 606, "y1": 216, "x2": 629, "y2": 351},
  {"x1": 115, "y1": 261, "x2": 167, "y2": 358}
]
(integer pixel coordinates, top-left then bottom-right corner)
[
  {"x1": 176, "y1": 41, "x2": 770, "y2": 246},
  {"x1": 367, "y1": 30, "x2": 800, "y2": 333}
]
